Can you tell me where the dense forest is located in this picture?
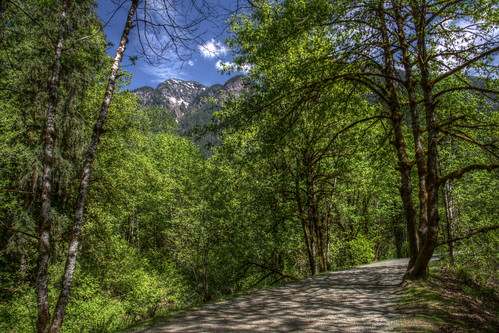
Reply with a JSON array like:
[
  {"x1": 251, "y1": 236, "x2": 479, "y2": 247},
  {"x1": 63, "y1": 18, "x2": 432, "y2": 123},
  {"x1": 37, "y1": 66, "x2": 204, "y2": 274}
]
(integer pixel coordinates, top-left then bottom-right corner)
[{"x1": 1, "y1": 0, "x2": 498, "y2": 332}]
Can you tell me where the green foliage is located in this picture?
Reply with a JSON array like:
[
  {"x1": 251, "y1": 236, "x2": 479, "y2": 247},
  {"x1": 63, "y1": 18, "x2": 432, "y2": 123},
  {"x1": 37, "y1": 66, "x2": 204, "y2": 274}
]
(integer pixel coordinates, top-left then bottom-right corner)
[
  {"x1": 1, "y1": 0, "x2": 498, "y2": 330},
  {"x1": 64, "y1": 239, "x2": 191, "y2": 332},
  {"x1": 228, "y1": 0, "x2": 499, "y2": 280},
  {"x1": 448, "y1": 170, "x2": 499, "y2": 287},
  {"x1": 347, "y1": 234, "x2": 375, "y2": 267},
  {"x1": 0, "y1": 285, "x2": 37, "y2": 332}
]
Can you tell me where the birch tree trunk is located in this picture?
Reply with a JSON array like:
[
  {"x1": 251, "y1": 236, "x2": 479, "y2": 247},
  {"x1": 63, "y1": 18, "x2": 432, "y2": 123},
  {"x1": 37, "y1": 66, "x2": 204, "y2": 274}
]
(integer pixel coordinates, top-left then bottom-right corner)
[
  {"x1": 442, "y1": 178, "x2": 455, "y2": 262},
  {"x1": 49, "y1": 1, "x2": 139, "y2": 331},
  {"x1": 36, "y1": 1, "x2": 69, "y2": 331},
  {"x1": 440, "y1": 137, "x2": 455, "y2": 263}
]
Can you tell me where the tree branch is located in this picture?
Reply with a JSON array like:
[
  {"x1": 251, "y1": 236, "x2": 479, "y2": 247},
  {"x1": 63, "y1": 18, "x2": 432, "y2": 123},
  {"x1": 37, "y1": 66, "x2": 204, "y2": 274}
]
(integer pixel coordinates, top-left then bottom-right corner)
[
  {"x1": 0, "y1": 222, "x2": 38, "y2": 240},
  {"x1": 434, "y1": 86, "x2": 499, "y2": 100},
  {"x1": 439, "y1": 128, "x2": 499, "y2": 159},
  {"x1": 432, "y1": 44, "x2": 499, "y2": 85},
  {"x1": 437, "y1": 163, "x2": 499, "y2": 186},
  {"x1": 437, "y1": 225, "x2": 499, "y2": 246},
  {"x1": 438, "y1": 115, "x2": 467, "y2": 129}
]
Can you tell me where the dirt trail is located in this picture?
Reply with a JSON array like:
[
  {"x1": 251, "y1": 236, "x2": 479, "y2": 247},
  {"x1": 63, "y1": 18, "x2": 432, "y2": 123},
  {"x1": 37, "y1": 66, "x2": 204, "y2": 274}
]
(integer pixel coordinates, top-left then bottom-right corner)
[{"x1": 133, "y1": 258, "x2": 409, "y2": 332}]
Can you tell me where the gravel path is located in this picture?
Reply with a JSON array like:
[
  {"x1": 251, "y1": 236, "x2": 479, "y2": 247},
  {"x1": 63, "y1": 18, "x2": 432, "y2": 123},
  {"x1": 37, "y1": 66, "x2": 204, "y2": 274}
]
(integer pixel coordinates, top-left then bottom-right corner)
[{"x1": 133, "y1": 258, "x2": 409, "y2": 332}]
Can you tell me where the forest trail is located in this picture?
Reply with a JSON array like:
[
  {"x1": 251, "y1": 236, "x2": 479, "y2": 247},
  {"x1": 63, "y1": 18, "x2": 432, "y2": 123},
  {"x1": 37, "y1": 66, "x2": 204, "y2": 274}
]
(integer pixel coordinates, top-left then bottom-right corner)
[{"x1": 133, "y1": 258, "x2": 410, "y2": 332}]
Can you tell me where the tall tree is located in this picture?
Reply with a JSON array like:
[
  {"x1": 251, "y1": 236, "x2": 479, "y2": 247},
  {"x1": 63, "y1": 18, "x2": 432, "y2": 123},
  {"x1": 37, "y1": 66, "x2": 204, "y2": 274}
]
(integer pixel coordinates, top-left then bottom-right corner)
[
  {"x1": 36, "y1": 1, "x2": 70, "y2": 331},
  {"x1": 0, "y1": 1, "x2": 112, "y2": 330},
  {"x1": 46, "y1": 2, "x2": 140, "y2": 331},
  {"x1": 228, "y1": 0, "x2": 499, "y2": 279},
  {"x1": 220, "y1": 8, "x2": 395, "y2": 275},
  {"x1": 1, "y1": 0, "x2": 230, "y2": 331}
]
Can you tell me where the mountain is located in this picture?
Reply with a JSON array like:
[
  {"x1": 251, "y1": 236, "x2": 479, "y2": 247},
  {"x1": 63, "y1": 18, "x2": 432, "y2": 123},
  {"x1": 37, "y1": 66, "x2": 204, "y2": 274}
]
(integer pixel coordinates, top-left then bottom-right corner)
[
  {"x1": 133, "y1": 75, "x2": 246, "y2": 120},
  {"x1": 133, "y1": 75, "x2": 246, "y2": 156}
]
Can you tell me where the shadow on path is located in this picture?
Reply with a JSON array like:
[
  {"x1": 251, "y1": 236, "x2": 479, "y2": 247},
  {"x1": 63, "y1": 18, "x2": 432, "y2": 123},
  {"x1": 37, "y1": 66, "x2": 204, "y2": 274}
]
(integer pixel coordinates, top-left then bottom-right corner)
[{"x1": 133, "y1": 258, "x2": 409, "y2": 332}]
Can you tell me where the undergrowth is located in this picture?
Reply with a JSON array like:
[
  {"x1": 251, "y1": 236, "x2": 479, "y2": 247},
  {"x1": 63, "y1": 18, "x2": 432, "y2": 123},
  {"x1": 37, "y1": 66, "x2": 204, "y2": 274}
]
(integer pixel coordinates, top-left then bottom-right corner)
[{"x1": 395, "y1": 260, "x2": 499, "y2": 332}]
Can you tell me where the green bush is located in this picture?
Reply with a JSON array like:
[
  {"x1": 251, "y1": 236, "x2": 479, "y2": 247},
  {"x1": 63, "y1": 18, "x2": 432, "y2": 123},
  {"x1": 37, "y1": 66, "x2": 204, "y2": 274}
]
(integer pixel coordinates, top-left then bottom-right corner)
[
  {"x1": 64, "y1": 287, "x2": 127, "y2": 333},
  {"x1": 0, "y1": 237, "x2": 192, "y2": 333},
  {"x1": 0, "y1": 285, "x2": 37, "y2": 333},
  {"x1": 347, "y1": 233, "x2": 375, "y2": 266}
]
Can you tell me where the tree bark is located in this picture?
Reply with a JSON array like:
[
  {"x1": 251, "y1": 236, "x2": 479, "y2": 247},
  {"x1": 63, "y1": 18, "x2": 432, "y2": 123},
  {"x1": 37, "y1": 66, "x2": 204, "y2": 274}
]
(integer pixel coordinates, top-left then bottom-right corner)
[
  {"x1": 440, "y1": 137, "x2": 455, "y2": 263},
  {"x1": 393, "y1": 2, "x2": 427, "y2": 264},
  {"x1": 392, "y1": 211, "x2": 404, "y2": 259},
  {"x1": 405, "y1": 1, "x2": 441, "y2": 279},
  {"x1": 295, "y1": 170, "x2": 317, "y2": 276},
  {"x1": 442, "y1": 179, "x2": 455, "y2": 262},
  {"x1": 36, "y1": 1, "x2": 69, "y2": 331},
  {"x1": 49, "y1": 1, "x2": 139, "y2": 331},
  {"x1": 376, "y1": 3, "x2": 419, "y2": 269}
]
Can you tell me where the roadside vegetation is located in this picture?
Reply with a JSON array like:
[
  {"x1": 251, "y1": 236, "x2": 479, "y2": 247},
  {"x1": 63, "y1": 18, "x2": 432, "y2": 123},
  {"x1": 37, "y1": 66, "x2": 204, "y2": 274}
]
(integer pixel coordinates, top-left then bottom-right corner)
[
  {"x1": 1, "y1": 1, "x2": 498, "y2": 332},
  {"x1": 397, "y1": 254, "x2": 499, "y2": 332}
]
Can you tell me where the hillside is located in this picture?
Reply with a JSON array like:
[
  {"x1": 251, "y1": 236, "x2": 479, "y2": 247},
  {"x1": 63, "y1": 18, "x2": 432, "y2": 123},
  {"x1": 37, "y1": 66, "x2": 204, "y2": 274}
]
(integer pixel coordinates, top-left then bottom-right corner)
[{"x1": 133, "y1": 76, "x2": 246, "y2": 155}]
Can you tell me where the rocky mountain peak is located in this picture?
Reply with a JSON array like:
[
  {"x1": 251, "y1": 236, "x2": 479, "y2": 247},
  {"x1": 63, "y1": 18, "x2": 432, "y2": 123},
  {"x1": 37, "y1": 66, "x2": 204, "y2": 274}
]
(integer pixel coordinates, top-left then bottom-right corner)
[
  {"x1": 133, "y1": 76, "x2": 246, "y2": 120},
  {"x1": 134, "y1": 79, "x2": 207, "y2": 118},
  {"x1": 223, "y1": 75, "x2": 245, "y2": 98}
]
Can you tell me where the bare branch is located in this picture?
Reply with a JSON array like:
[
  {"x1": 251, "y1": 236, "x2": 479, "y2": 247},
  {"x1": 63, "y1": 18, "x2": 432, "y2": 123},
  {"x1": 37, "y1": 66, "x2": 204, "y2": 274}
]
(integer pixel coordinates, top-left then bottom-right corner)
[
  {"x1": 438, "y1": 115, "x2": 467, "y2": 128},
  {"x1": 440, "y1": 128, "x2": 499, "y2": 159},
  {"x1": 434, "y1": 86, "x2": 499, "y2": 100},
  {"x1": 432, "y1": 45, "x2": 499, "y2": 85}
]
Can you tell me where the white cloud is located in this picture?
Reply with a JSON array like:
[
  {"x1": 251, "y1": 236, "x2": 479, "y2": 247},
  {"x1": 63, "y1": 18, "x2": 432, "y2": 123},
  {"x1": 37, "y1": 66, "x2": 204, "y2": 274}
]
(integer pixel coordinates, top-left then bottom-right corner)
[
  {"x1": 216, "y1": 60, "x2": 252, "y2": 73},
  {"x1": 143, "y1": 61, "x2": 185, "y2": 83},
  {"x1": 199, "y1": 39, "x2": 228, "y2": 58},
  {"x1": 433, "y1": 19, "x2": 499, "y2": 72},
  {"x1": 140, "y1": 51, "x2": 198, "y2": 84}
]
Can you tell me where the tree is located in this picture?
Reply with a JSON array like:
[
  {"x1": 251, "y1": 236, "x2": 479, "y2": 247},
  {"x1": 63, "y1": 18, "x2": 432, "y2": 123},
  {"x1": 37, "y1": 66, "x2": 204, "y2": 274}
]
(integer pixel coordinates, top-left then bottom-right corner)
[
  {"x1": 219, "y1": 6, "x2": 404, "y2": 275},
  {"x1": 228, "y1": 0, "x2": 499, "y2": 279},
  {"x1": 2, "y1": 0, "x2": 234, "y2": 331},
  {"x1": 1, "y1": 2, "x2": 112, "y2": 330}
]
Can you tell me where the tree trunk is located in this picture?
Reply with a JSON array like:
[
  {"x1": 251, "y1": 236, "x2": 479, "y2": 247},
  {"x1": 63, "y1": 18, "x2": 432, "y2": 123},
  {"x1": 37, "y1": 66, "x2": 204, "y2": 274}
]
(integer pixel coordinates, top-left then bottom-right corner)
[
  {"x1": 376, "y1": 3, "x2": 419, "y2": 269},
  {"x1": 295, "y1": 175, "x2": 317, "y2": 276},
  {"x1": 311, "y1": 183, "x2": 325, "y2": 273},
  {"x1": 36, "y1": 1, "x2": 68, "y2": 331},
  {"x1": 392, "y1": 212, "x2": 404, "y2": 259},
  {"x1": 442, "y1": 178, "x2": 455, "y2": 263},
  {"x1": 393, "y1": 4, "x2": 428, "y2": 265},
  {"x1": 308, "y1": 220, "x2": 318, "y2": 275},
  {"x1": 405, "y1": 2, "x2": 441, "y2": 279},
  {"x1": 20, "y1": 254, "x2": 27, "y2": 283},
  {"x1": 439, "y1": 137, "x2": 455, "y2": 263},
  {"x1": 325, "y1": 213, "x2": 331, "y2": 271},
  {"x1": 49, "y1": 1, "x2": 139, "y2": 331}
]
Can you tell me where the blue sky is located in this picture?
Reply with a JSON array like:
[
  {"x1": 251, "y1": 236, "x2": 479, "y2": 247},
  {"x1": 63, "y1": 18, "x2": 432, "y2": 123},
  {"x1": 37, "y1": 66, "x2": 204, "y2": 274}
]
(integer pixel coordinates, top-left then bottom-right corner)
[{"x1": 97, "y1": 1, "x2": 247, "y2": 90}]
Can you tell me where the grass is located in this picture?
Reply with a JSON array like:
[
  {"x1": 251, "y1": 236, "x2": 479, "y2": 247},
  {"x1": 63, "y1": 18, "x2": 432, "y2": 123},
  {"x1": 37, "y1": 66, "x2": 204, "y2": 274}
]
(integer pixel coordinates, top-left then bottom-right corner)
[
  {"x1": 395, "y1": 261, "x2": 499, "y2": 332},
  {"x1": 117, "y1": 306, "x2": 193, "y2": 332}
]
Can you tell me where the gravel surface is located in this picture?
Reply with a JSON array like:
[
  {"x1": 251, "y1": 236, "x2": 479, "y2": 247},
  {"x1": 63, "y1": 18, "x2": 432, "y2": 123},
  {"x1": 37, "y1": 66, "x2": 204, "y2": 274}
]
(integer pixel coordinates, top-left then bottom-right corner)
[{"x1": 133, "y1": 258, "x2": 409, "y2": 332}]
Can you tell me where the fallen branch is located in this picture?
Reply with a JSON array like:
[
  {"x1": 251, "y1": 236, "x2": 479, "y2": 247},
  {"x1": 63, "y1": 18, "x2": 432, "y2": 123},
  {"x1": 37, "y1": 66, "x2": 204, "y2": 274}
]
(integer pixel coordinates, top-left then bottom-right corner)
[
  {"x1": 248, "y1": 272, "x2": 273, "y2": 290},
  {"x1": 437, "y1": 224, "x2": 499, "y2": 246}
]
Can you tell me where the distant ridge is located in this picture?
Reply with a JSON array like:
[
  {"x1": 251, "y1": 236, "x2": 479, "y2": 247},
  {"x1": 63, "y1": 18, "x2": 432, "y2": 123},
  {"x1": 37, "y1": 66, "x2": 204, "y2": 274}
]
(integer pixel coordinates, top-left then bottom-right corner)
[
  {"x1": 133, "y1": 75, "x2": 245, "y2": 120},
  {"x1": 133, "y1": 75, "x2": 246, "y2": 156}
]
